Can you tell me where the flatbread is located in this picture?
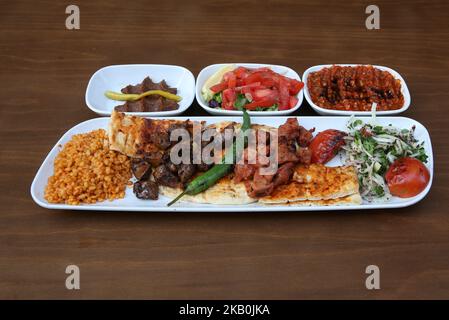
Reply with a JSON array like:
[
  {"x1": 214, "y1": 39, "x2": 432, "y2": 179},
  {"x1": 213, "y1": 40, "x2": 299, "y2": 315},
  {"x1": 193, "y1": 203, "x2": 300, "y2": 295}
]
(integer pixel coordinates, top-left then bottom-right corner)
[
  {"x1": 159, "y1": 176, "x2": 257, "y2": 205},
  {"x1": 160, "y1": 164, "x2": 361, "y2": 206},
  {"x1": 108, "y1": 111, "x2": 201, "y2": 158},
  {"x1": 259, "y1": 164, "x2": 360, "y2": 204},
  {"x1": 264, "y1": 193, "x2": 362, "y2": 206}
]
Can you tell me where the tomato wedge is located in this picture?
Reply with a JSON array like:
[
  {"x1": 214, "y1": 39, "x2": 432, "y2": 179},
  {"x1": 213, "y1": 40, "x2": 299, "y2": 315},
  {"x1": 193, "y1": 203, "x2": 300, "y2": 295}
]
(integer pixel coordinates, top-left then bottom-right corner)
[
  {"x1": 210, "y1": 81, "x2": 227, "y2": 93},
  {"x1": 234, "y1": 66, "x2": 249, "y2": 79},
  {"x1": 278, "y1": 77, "x2": 290, "y2": 110},
  {"x1": 288, "y1": 79, "x2": 304, "y2": 95},
  {"x1": 289, "y1": 96, "x2": 299, "y2": 108},
  {"x1": 222, "y1": 89, "x2": 236, "y2": 110},
  {"x1": 309, "y1": 129, "x2": 347, "y2": 164},
  {"x1": 244, "y1": 96, "x2": 278, "y2": 110},
  {"x1": 224, "y1": 71, "x2": 237, "y2": 89}
]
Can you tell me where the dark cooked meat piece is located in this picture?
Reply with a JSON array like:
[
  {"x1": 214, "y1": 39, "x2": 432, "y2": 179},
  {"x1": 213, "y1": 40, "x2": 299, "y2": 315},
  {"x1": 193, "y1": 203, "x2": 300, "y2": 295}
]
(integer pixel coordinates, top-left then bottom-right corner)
[
  {"x1": 122, "y1": 77, "x2": 177, "y2": 95},
  {"x1": 246, "y1": 169, "x2": 274, "y2": 198},
  {"x1": 273, "y1": 162, "x2": 295, "y2": 187},
  {"x1": 144, "y1": 150, "x2": 165, "y2": 167},
  {"x1": 296, "y1": 147, "x2": 312, "y2": 165},
  {"x1": 133, "y1": 180, "x2": 159, "y2": 200},
  {"x1": 234, "y1": 163, "x2": 256, "y2": 183},
  {"x1": 153, "y1": 164, "x2": 181, "y2": 188},
  {"x1": 278, "y1": 118, "x2": 300, "y2": 140},
  {"x1": 298, "y1": 126, "x2": 315, "y2": 147},
  {"x1": 196, "y1": 162, "x2": 212, "y2": 172},
  {"x1": 277, "y1": 140, "x2": 299, "y2": 164},
  {"x1": 152, "y1": 130, "x2": 171, "y2": 150},
  {"x1": 177, "y1": 164, "x2": 196, "y2": 184},
  {"x1": 114, "y1": 76, "x2": 179, "y2": 112},
  {"x1": 114, "y1": 96, "x2": 178, "y2": 112},
  {"x1": 166, "y1": 161, "x2": 178, "y2": 173},
  {"x1": 131, "y1": 158, "x2": 152, "y2": 180}
]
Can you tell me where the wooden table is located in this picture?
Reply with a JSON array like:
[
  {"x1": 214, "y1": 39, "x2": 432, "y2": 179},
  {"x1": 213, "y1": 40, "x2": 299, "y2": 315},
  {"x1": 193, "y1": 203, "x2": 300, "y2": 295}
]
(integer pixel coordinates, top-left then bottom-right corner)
[{"x1": 1, "y1": 0, "x2": 448, "y2": 299}]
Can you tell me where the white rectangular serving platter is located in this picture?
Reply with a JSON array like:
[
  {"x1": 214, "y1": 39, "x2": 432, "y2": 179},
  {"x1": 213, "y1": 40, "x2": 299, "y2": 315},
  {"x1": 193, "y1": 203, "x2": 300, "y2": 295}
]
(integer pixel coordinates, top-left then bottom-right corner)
[
  {"x1": 196, "y1": 63, "x2": 304, "y2": 116},
  {"x1": 302, "y1": 64, "x2": 411, "y2": 116},
  {"x1": 31, "y1": 116, "x2": 433, "y2": 212},
  {"x1": 85, "y1": 64, "x2": 195, "y2": 117}
]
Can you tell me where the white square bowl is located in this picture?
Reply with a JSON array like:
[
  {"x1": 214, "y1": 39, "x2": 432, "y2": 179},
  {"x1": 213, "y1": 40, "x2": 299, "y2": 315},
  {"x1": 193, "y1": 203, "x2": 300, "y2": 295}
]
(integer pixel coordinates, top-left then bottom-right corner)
[
  {"x1": 85, "y1": 64, "x2": 195, "y2": 117},
  {"x1": 196, "y1": 63, "x2": 304, "y2": 116},
  {"x1": 302, "y1": 64, "x2": 411, "y2": 116}
]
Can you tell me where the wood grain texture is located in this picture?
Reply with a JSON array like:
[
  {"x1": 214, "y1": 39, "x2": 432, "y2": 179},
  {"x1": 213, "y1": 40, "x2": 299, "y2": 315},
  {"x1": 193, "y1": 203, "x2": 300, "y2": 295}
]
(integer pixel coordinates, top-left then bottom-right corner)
[{"x1": 1, "y1": 0, "x2": 449, "y2": 299}]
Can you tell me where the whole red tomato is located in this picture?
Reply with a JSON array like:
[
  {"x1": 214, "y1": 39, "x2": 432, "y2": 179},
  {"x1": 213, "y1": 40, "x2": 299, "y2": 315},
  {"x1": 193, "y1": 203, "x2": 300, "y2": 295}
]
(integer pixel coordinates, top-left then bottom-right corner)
[
  {"x1": 385, "y1": 157, "x2": 430, "y2": 198},
  {"x1": 309, "y1": 129, "x2": 347, "y2": 164}
]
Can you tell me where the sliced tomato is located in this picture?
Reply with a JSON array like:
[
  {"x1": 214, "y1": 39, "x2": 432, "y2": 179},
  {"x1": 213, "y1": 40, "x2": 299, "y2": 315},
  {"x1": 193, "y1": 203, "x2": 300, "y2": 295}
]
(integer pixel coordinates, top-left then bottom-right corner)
[
  {"x1": 224, "y1": 71, "x2": 237, "y2": 89},
  {"x1": 289, "y1": 96, "x2": 299, "y2": 108},
  {"x1": 210, "y1": 81, "x2": 227, "y2": 93},
  {"x1": 278, "y1": 77, "x2": 290, "y2": 110},
  {"x1": 243, "y1": 72, "x2": 264, "y2": 85},
  {"x1": 222, "y1": 89, "x2": 236, "y2": 110},
  {"x1": 309, "y1": 129, "x2": 347, "y2": 164},
  {"x1": 234, "y1": 66, "x2": 249, "y2": 79},
  {"x1": 244, "y1": 96, "x2": 278, "y2": 110},
  {"x1": 253, "y1": 88, "x2": 275, "y2": 99},
  {"x1": 385, "y1": 157, "x2": 430, "y2": 198},
  {"x1": 235, "y1": 82, "x2": 262, "y2": 92},
  {"x1": 288, "y1": 79, "x2": 304, "y2": 95}
]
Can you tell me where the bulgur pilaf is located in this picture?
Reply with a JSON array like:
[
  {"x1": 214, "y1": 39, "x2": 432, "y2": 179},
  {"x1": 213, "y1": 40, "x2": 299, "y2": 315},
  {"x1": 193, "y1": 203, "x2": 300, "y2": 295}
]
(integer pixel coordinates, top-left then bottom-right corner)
[{"x1": 44, "y1": 129, "x2": 131, "y2": 205}]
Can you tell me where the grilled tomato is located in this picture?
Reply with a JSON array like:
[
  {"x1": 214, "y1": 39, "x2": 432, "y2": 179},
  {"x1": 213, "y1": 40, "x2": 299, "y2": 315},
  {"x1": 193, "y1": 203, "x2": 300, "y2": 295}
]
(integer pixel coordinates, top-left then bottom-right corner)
[
  {"x1": 310, "y1": 129, "x2": 347, "y2": 164},
  {"x1": 385, "y1": 157, "x2": 430, "y2": 198}
]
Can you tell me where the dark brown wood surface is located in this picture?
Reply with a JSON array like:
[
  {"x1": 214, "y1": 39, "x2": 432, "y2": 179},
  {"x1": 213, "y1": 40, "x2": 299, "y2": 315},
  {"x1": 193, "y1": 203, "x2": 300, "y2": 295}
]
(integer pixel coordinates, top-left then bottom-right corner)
[{"x1": 1, "y1": 0, "x2": 448, "y2": 299}]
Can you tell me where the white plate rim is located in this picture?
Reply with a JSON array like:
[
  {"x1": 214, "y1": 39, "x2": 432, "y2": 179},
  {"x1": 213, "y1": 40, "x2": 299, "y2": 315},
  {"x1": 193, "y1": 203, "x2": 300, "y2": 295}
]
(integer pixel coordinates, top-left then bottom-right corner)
[
  {"x1": 85, "y1": 64, "x2": 195, "y2": 117},
  {"x1": 195, "y1": 63, "x2": 304, "y2": 116},
  {"x1": 30, "y1": 116, "x2": 433, "y2": 212},
  {"x1": 302, "y1": 64, "x2": 411, "y2": 116}
]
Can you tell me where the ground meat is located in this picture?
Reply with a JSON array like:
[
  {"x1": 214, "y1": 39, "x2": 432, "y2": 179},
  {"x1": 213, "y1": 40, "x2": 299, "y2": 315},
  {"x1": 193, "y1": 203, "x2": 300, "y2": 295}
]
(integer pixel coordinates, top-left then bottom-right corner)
[
  {"x1": 307, "y1": 65, "x2": 404, "y2": 111},
  {"x1": 133, "y1": 180, "x2": 159, "y2": 200},
  {"x1": 196, "y1": 163, "x2": 212, "y2": 172},
  {"x1": 153, "y1": 164, "x2": 181, "y2": 188}
]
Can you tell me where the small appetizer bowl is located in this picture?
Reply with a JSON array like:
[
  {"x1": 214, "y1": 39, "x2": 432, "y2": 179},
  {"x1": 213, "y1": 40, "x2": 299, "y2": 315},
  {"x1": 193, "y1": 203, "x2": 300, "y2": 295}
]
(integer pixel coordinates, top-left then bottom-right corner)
[
  {"x1": 85, "y1": 64, "x2": 195, "y2": 117},
  {"x1": 196, "y1": 63, "x2": 304, "y2": 116},
  {"x1": 302, "y1": 64, "x2": 411, "y2": 116}
]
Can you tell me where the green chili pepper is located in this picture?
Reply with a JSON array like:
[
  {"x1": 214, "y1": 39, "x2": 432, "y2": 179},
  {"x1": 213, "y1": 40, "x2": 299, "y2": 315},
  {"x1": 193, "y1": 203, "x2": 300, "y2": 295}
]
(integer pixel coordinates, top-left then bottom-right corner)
[
  {"x1": 167, "y1": 109, "x2": 251, "y2": 207},
  {"x1": 105, "y1": 90, "x2": 182, "y2": 102}
]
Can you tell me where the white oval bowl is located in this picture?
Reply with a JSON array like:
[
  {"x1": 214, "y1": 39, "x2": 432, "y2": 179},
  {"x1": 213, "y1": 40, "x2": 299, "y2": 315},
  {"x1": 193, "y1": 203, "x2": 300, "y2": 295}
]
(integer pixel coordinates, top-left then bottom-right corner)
[
  {"x1": 196, "y1": 63, "x2": 304, "y2": 116},
  {"x1": 302, "y1": 64, "x2": 411, "y2": 116},
  {"x1": 85, "y1": 64, "x2": 195, "y2": 117}
]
